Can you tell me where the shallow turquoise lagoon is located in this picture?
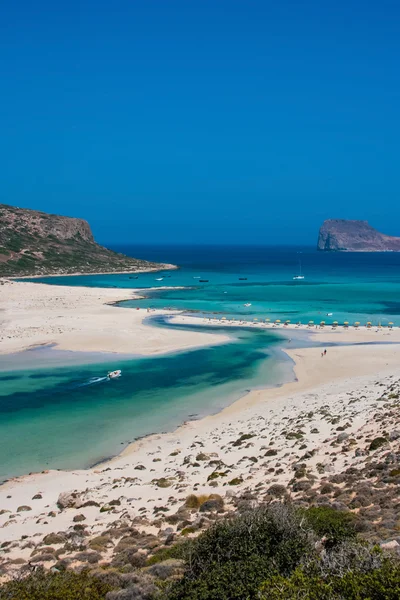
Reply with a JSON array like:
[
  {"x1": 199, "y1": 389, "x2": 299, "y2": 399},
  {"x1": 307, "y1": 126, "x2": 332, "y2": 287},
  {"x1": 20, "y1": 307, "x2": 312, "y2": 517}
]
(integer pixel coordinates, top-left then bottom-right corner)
[
  {"x1": 7, "y1": 245, "x2": 400, "y2": 481},
  {"x1": 0, "y1": 323, "x2": 297, "y2": 481}
]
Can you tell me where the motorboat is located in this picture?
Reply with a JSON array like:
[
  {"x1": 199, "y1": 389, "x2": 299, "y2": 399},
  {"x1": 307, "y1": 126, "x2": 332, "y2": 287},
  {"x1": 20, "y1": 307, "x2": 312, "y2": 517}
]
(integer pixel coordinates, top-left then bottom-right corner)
[
  {"x1": 244, "y1": 303, "x2": 252, "y2": 307},
  {"x1": 239, "y1": 277, "x2": 248, "y2": 280},
  {"x1": 108, "y1": 370, "x2": 121, "y2": 379},
  {"x1": 199, "y1": 279, "x2": 209, "y2": 282},
  {"x1": 155, "y1": 277, "x2": 164, "y2": 281}
]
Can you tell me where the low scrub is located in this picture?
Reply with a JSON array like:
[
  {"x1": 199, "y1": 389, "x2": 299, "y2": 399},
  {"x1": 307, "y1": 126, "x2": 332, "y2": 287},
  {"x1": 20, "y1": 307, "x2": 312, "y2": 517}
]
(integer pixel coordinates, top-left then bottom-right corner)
[
  {"x1": 162, "y1": 504, "x2": 399, "y2": 600},
  {"x1": 0, "y1": 568, "x2": 113, "y2": 600},
  {"x1": 259, "y1": 557, "x2": 400, "y2": 599}
]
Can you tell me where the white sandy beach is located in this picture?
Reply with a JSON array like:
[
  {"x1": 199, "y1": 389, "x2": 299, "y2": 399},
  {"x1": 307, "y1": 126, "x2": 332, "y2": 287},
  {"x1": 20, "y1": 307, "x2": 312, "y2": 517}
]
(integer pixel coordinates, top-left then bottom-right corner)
[
  {"x1": 1, "y1": 279, "x2": 400, "y2": 569},
  {"x1": 0, "y1": 280, "x2": 228, "y2": 356}
]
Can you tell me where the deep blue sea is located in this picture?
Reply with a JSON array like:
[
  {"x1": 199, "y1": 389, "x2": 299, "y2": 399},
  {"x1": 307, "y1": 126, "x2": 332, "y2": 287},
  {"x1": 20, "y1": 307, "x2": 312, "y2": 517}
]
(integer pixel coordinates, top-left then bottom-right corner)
[{"x1": 2, "y1": 245, "x2": 400, "y2": 481}]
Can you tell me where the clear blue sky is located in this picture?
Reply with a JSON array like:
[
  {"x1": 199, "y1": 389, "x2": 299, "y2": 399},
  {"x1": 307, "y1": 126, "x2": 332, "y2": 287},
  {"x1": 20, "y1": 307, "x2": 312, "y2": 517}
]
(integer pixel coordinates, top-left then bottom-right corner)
[{"x1": 1, "y1": 1, "x2": 399, "y2": 245}]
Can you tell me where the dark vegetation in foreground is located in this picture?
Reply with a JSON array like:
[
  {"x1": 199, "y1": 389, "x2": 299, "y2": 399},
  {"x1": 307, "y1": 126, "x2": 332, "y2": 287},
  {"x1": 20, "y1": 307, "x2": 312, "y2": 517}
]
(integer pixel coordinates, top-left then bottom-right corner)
[{"x1": 1, "y1": 503, "x2": 400, "y2": 600}]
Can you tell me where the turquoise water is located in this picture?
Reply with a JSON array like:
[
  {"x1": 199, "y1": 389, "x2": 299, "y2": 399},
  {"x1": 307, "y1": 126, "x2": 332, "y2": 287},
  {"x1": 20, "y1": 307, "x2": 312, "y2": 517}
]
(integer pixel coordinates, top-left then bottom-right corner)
[
  {"x1": 0, "y1": 321, "x2": 299, "y2": 481},
  {"x1": 33, "y1": 246, "x2": 400, "y2": 325},
  {"x1": 5, "y1": 245, "x2": 400, "y2": 480}
]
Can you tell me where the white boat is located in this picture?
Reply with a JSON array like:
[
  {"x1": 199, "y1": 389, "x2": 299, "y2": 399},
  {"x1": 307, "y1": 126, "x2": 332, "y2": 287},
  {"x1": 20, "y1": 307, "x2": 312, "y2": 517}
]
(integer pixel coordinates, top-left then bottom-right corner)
[
  {"x1": 108, "y1": 370, "x2": 121, "y2": 379},
  {"x1": 244, "y1": 303, "x2": 252, "y2": 307},
  {"x1": 155, "y1": 277, "x2": 164, "y2": 281},
  {"x1": 293, "y1": 260, "x2": 305, "y2": 280}
]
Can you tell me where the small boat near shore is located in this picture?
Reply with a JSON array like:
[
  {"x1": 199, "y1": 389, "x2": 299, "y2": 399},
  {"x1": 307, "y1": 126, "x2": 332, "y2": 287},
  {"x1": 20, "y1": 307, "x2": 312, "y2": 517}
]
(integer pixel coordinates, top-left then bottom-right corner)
[
  {"x1": 108, "y1": 370, "x2": 121, "y2": 379},
  {"x1": 199, "y1": 279, "x2": 209, "y2": 282}
]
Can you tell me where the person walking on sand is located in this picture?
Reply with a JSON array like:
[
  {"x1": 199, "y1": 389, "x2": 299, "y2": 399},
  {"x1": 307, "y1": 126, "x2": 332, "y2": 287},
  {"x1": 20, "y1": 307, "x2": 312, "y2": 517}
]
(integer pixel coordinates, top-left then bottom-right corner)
[{"x1": 324, "y1": 349, "x2": 327, "y2": 356}]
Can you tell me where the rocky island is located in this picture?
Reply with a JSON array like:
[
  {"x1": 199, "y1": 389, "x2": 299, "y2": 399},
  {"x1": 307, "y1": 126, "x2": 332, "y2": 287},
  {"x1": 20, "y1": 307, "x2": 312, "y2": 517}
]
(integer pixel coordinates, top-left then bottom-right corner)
[
  {"x1": 0, "y1": 204, "x2": 174, "y2": 276},
  {"x1": 317, "y1": 219, "x2": 400, "y2": 252}
]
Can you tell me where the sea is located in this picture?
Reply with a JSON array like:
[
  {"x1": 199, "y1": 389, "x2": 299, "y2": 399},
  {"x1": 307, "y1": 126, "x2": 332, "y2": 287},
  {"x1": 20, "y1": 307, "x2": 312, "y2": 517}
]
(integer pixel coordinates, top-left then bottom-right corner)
[{"x1": 2, "y1": 245, "x2": 400, "y2": 481}]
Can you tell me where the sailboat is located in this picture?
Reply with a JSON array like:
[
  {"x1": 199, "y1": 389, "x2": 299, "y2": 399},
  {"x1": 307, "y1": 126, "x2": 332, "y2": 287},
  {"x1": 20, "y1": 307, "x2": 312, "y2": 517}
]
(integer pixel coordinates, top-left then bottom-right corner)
[{"x1": 293, "y1": 260, "x2": 305, "y2": 280}]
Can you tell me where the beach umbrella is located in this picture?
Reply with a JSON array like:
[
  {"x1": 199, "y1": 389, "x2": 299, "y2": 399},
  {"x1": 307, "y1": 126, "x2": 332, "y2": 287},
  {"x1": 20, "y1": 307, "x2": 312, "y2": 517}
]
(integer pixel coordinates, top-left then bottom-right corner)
[
  {"x1": 285, "y1": 320, "x2": 291, "y2": 323},
  {"x1": 389, "y1": 322, "x2": 394, "y2": 328},
  {"x1": 265, "y1": 318, "x2": 270, "y2": 322},
  {"x1": 320, "y1": 320, "x2": 325, "y2": 325},
  {"x1": 275, "y1": 319, "x2": 281, "y2": 323},
  {"x1": 308, "y1": 320, "x2": 314, "y2": 325},
  {"x1": 354, "y1": 322, "x2": 360, "y2": 328},
  {"x1": 253, "y1": 317, "x2": 258, "y2": 321},
  {"x1": 297, "y1": 321, "x2": 301, "y2": 325},
  {"x1": 221, "y1": 316, "x2": 227, "y2": 320}
]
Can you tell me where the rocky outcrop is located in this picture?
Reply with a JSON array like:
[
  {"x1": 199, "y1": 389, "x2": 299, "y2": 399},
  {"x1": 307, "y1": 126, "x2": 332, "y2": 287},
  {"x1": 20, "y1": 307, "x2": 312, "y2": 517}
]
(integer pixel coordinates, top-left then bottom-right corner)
[
  {"x1": 317, "y1": 219, "x2": 400, "y2": 252},
  {"x1": 0, "y1": 204, "x2": 175, "y2": 276}
]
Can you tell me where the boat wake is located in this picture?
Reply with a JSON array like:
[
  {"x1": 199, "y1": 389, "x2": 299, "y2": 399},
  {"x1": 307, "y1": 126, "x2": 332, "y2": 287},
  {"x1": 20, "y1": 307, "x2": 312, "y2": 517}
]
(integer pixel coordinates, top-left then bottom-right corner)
[{"x1": 79, "y1": 376, "x2": 109, "y2": 387}]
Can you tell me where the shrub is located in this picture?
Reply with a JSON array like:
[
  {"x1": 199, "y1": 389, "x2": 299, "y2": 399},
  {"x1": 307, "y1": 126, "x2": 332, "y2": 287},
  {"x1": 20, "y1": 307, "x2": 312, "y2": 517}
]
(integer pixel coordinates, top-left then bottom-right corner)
[
  {"x1": 184, "y1": 494, "x2": 210, "y2": 509},
  {"x1": 267, "y1": 484, "x2": 288, "y2": 498},
  {"x1": 199, "y1": 495, "x2": 224, "y2": 513},
  {"x1": 146, "y1": 543, "x2": 189, "y2": 566},
  {"x1": 303, "y1": 506, "x2": 357, "y2": 548},
  {"x1": 228, "y1": 477, "x2": 243, "y2": 485},
  {"x1": 164, "y1": 503, "x2": 315, "y2": 599},
  {"x1": 0, "y1": 567, "x2": 113, "y2": 600},
  {"x1": 105, "y1": 573, "x2": 159, "y2": 599},
  {"x1": 369, "y1": 437, "x2": 388, "y2": 451},
  {"x1": 259, "y1": 558, "x2": 400, "y2": 599}
]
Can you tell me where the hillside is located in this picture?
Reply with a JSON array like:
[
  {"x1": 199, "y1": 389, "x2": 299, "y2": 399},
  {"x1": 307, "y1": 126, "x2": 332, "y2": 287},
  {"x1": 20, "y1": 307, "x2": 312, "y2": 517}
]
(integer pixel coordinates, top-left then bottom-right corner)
[
  {"x1": 0, "y1": 204, "x2": 174, "y2": 276},
  {"x1": 317, "y1": 219, "x2": 400, "y2": 252}
]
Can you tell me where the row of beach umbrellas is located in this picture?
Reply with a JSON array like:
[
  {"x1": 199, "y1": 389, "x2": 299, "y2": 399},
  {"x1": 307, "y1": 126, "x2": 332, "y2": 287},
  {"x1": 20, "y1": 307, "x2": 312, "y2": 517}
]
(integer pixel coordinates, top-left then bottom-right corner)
[{"x1": 217, "y1": 317, "x2": 394, "y2": 328}]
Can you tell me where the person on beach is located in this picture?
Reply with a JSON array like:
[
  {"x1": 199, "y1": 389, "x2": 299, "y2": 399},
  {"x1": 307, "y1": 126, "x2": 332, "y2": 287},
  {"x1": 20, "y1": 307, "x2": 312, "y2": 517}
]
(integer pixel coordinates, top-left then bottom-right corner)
[{"x1": 324, "y1": 349, "x2": 327, "y2": 355}]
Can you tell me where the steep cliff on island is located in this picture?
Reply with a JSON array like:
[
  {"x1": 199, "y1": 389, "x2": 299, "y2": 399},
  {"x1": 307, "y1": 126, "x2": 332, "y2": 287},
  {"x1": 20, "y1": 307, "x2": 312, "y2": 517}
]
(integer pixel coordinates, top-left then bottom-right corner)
[
  {"x1": 317, "y1": 219, "x2": 400, "y2": 252},
  {"x1": 0, "y1": 204, "x2": 174, "y2": 276}
]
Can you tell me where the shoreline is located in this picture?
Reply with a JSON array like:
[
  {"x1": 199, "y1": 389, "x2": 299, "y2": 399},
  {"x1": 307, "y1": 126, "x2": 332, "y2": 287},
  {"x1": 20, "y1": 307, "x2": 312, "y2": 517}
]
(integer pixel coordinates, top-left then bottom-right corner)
[
  {"x1": 2, "y1": 279, "x2": 400, "y2": 566},
  {"x1": 111, "y1": 331, "x2": 397, "y2": 465},
  {"x1": 7, "y1": 263, "x2": 179, "y2": 280},
  {"x1": 1, "y1": 336, "x2": 400, "y2": 557},
  {"x1": 0, "y1": 280, "x2": 229, "y2": 357}
]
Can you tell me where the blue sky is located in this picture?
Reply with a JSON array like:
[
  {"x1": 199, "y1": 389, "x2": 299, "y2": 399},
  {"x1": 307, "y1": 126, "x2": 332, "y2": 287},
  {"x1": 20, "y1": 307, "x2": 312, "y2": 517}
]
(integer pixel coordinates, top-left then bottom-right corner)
[{"x1": 1, "y1": 1, "x2": 399, "y2": 245}]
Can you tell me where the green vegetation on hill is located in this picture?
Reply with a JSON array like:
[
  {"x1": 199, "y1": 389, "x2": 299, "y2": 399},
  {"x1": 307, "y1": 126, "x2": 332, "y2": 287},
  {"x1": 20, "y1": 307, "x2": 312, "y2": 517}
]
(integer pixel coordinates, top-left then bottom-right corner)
[{"x1": 0, "y1": 204, "x2": 171, "y2": 276}]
